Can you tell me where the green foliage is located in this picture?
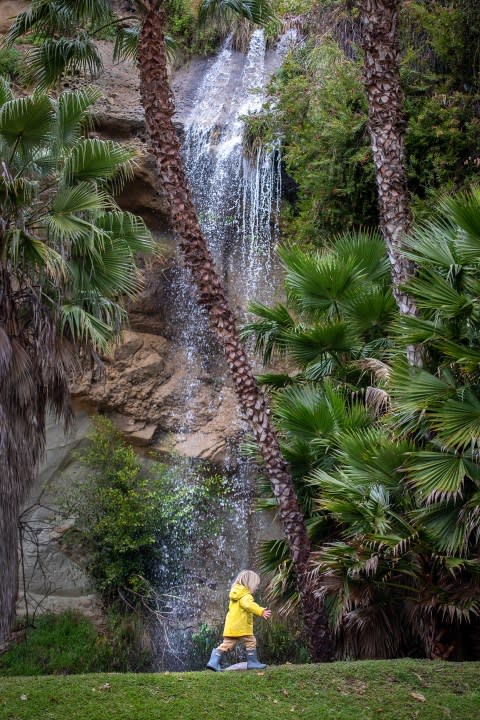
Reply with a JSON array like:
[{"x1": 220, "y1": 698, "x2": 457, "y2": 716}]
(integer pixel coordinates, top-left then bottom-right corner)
[
  {"x1": 165, "y1": 0, "x2": 196, "y2": 41},
  {"x1": 0, "y1": 47, "x2": 23, "y2": 79},
  {"x1": 249, "y1": 195, "x2": 480, "y2": 660},
  {"x1": 252, "y1": 4, "x2": 480, "y2": 243},
  {"x1": 65, "y1": 417, "x2": 229, "y2": 605},
  {"x1": 0, "y1": 611, "x2": 151, "y2": 675},
  {"x1": 257, "y1": 40, "x2": 377, "y2": 240},
  {"x1": 189, "y1": 622, "x2": 223, "y2": 669},
  {"x1": 0, "y1": 82, "x2": 155, "y2": 355}
]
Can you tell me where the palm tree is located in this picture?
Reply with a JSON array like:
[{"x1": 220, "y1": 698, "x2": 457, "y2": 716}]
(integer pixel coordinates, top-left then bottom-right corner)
[
  {"x1": 243, "y1": 230, "x2": 396, "y2": 619},
  {"x1": 4, "y1": 1, "x2": 333, "y2": 659},
  {"x1": 290, "y1": 193, "x2": 480, "y2": 660},
  {"x1": 359, "y1": 0, "x2": 416, "y2": 317},
  {"x1": 310, "y1": 428, "x2": 480, "y2": 660},
  {"x1": 0, "y1": 80, "x2": 155, "y2": 644}
]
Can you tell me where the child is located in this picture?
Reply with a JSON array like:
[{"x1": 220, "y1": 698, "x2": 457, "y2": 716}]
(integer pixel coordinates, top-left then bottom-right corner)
[{"x1": 206, "y1": 569, "x2": 272, "y2": 672}]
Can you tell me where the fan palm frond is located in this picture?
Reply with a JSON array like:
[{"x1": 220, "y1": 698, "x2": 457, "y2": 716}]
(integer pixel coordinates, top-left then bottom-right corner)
[
  {"x1": 283, "y1": 321, "x2": 359, "y2": 367},
  {"x1": 55, "y1": 87, "x2": 101, "y2": 151},
  {"x1": 198, "y1": 0, "x2": 276, "y2": 27},
  {"x1": 332, "y1": 228, "x2": 390, "y2": 283},
  {"x1": 405, "y1": 268, "x2": 474, "y2": 319},
  {"x1": 406, "y1": 449, "x2": 468, "y2": 503},
  {"x1": 95, "y1": 211, "x2": 156, "y2": 255},
  {"x1": 62, "y1": 138, "x2": 135, "y2": 186},
  {"x1": 23, "y1": 35, "x2": 103, "y2": 90},
  {"x1": 279, "y1": 245, "x2": 364, "y2": 318},
  {"x1": 242, "y1": 301, "x2": 293, "y2": 363},
  {"x1": 0, "y1": 94, "x2": 54, "y2": 154},
  {"x1": 0, "y1": 78, "x2": 13, "y2": 108}
]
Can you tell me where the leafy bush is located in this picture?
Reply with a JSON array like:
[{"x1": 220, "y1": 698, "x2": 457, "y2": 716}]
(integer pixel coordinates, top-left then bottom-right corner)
[
  {"x1": 63, "y1": 417, "x2": 228, "y2": 608},
  {"x1": 255, "y1": 40, "x2": 378, "y2": 242},
  {"x1": 0, "y1": 47, "x2": 22, "y2": 79}
]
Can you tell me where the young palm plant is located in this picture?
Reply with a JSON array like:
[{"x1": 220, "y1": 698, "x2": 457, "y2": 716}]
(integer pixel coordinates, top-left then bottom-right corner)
[{"x1": 0, "y1": 80, "x2": 155, "y2": 643}]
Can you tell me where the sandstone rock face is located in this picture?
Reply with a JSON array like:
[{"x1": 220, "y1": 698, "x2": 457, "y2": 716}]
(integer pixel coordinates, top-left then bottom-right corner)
[
  {"x1": 18, "y1": 413, "x2": 102, "y2": 623},
  {"x1": 72, "y1": 330, "x2": 241, "y2": 463},
  {"x1": 0, "y1": 1, "x2": 28, "y2": 33}
]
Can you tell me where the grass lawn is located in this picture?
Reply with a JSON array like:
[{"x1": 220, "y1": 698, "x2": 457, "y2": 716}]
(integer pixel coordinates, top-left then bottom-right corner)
[{"x1": 0, "y1": 660, "x2": 479, "y2": 720}]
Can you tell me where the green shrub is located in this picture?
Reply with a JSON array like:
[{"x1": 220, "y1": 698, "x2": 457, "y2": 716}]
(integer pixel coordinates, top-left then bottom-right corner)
[
  {"x1": 259, "y1": 40, "x2": 378, "y2": 242},
  {"x1": 0, "y1": 47, "x2": 22, "y2": 79},
  {"x1": 63, "y1": 417, "x2": 229, "y2": 608}
]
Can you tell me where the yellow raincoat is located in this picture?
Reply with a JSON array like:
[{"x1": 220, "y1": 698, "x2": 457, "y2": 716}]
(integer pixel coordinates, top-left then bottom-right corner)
[{"x1": 223, "y1": 583, "x2": 265, "y2": 637}]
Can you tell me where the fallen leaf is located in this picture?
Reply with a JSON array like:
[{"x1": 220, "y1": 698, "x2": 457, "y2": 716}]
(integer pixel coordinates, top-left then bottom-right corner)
[
  {"x1": 410, "y1": 692, "x2": 426, "y2": 702},
  {"x1": 20, "y1": 694, "x2": 28, "y2": 701},
  {"x1": 290, "y1": 707, "x2": 296, "y2": 712},
  {"x1": 273, "y1": 699, "x2": 279, "y2": 704},
  {"x1": 100, "y1": 683, "x2": 111, "y2": 691},
  {"x1": 282, "y1": 688, "x2": 289, "y2": 697},
  {"x1": 256, "y1": 672, "x2": 265, "y2": 676}
]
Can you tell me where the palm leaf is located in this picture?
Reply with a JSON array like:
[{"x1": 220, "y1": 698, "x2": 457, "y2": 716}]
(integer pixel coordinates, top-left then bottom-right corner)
[
  {"x1": 5, "y1": 0, "x2": 112, "y2": 44},
  {"x1": 406, "y1": 450, "x2": 467, "y2": 502},
  {"x1": 283, "y1": 321, "x2": 359, "y2": 367},
  {"x1": 62, "y1": 138, "x2": 135, "y2": 186},
  {"x1": 95, "y1": 211, "x2": 155, "y2": 255},
  {"x1": 402, "y1": 218, "x2": 459, "y2": 268},
  {"x1": 332, "y1": 228, "x2": 389, "y2": 283},
  {"x1": 0, "y1": 94, "x2": 54, "y2": 152},
  {"x1": 198, "y1": 0, "x2": 276, "y2": 26},
  {"x1": 23, "y1": 35, "x2": 103, "y2": 90},
  {"x1": 405, "y1": 268, "x2": 474, "y2": 318},
  {"x1": 59, "y1": 302, "x2": 114, "y2": 352},
  {"x1": 390, "y1": 360, "x2": 456, "y2": 412},
  {"x1": 0, "y1": 78, "x2": 13, "y2": 108},
  {"x1": 429, "y1": 394, "x2": 480, "y2": 450},
  {"x1": 241, "y1": 301, "x2": 293, "y2": 363},
  {"x1": 279, "y1": 246, "x2": 364, "y2": 317},
  {"x1": 55, "y1": 87, "x2": 101, "y2": 150},
  {"x1": 440, "y1": 190, "x2": 480, "y2": 261}
]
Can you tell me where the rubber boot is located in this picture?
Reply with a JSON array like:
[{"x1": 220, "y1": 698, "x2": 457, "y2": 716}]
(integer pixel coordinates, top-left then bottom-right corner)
[
  {"x1": 206, "y1": 648, "x2": 224, "y2": 672},
  {"x1": 246, "y1": 650, "x2": 266, "y2": 670}
]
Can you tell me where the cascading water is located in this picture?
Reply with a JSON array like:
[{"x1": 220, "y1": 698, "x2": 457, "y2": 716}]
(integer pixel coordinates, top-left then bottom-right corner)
[{"x1": 154, "y1": 29, "x2": 297, "y2": 670}]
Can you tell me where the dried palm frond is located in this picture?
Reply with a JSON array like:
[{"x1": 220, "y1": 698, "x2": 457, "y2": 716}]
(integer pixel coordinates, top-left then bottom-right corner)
[{"x1": 357, "y1": 357, "x2": 392, "y2": 382}]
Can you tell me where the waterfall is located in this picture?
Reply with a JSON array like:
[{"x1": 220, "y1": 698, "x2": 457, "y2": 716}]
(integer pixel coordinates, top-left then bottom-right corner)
[
  {"x1": 154, "y1": 29, "x2": 297, "y2": 670},
  {"x1": 183, "y1": 29, "x2": 287, "y2": 303}
]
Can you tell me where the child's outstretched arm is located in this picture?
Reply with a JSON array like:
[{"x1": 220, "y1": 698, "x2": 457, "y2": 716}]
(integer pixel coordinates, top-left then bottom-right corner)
[{"x1": 239, "y1": 594, "x2": 266, "y2": 617}]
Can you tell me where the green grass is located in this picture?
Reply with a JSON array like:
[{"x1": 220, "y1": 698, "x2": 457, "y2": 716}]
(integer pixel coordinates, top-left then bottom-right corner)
[
  {"x1": 0, "y1": 661, "x2": 479, "y2": 720},
  {"x1": 0, "y1": 612, "x2": 151, "y2": 676}
]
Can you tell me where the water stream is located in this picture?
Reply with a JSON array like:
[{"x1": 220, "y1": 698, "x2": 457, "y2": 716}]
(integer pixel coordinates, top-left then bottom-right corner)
[{"x1": 154, "y1": 29, "x2": 297, "y2": 669}]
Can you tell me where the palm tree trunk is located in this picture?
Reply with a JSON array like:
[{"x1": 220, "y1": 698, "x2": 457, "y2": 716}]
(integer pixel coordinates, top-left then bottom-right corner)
[
  {"x1": 0, "y1": 498, "x2": 20, "y2": 645},
  {"x1": 137, "y1": 2, "x2": 332, "y2": 661},
  {"x1": 360, "y1": 0, "x2": 415, "y2": 316}
]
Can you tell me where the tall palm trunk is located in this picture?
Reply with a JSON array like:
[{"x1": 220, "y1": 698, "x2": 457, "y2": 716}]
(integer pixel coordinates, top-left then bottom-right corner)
[
  {"x1": 360, "y1": 0, "x2": 415, "y2": 316},
  {"x1": 137, "y1": 2, "x2": 332, "y2": 661},
  {"x1": 0, "y1": 499, "x2": 20, "y2": 645},
  {"x1": 0, "y1": 266, "x2": 35, "y2": 645}
]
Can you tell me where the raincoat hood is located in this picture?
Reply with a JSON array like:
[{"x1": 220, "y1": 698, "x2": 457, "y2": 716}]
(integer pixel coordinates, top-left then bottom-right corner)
[{"x1": 229, "y1": 583, "x2": 251, "y2": 602}]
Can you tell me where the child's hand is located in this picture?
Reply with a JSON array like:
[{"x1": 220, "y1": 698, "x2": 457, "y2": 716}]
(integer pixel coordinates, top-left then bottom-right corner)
[{"x1": 262, "y1": 609, "x2": 272, "y2": 620}]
